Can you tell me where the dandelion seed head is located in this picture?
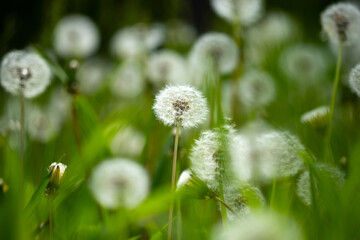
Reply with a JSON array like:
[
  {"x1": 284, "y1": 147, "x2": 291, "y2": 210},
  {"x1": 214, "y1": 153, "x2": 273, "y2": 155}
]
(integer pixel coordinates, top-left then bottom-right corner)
[
  {"x1": 321, "y1": 3, "x2": 360, "y2": 46},
  {"x1": 1, "y1": 50, "x2": 51, "y2": 98},
  {"x1": 110, "y1": 125, "x2": 146, "y2": 158},
  {"x1": 349, "y1": 63, "x2": 360, "y2": 97},
  {"x1": 212, "y1": 210, "x2": 302, "y2": 240},
  {"x1": 238, "y1": 70, "x2": 276, "y2": 109},
  {"x1": 77, "y1": 58, "x2": 111, "y2": 95},
  {"x1": 211, "y1": 0, "x2": 264, "y2": 26},
  {"x1": 301, "y1": 106, "x2": 330, "y2": 129},
  {"x1": 153, "y1": 85, "x2": 208, "y2": 128},
  {"x1": 189, "y1": 33, "x2": 239, "y2": 84},
  {"x1": 54, "y1": 14, "x2": 100, "y2": 58},
  {"x1": 88, "y1": 158, "x2": 150, "y2": 209},
  {"x1": 110, "y1": 60, "x2": 145, "y2": 98},
  {"x1": 297, "y1": 163, "x2": 345, "y2": 206},
  {"x1": 147, "y1": 50, "x2": 189, "y2": 86}
]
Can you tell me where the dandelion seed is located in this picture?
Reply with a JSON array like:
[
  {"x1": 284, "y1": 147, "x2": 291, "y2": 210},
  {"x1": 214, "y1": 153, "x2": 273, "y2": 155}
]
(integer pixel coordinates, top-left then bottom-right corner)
[
  {"x1": 88, "y1": 158, "x2": 150, "y2": 209},
  {"x1": 110, "y1": 125, "x2": 146, "y2": 158},
  {"x1": 147, "y1": 50, "x2": 189, "y2": 86},
  {"x1": 110, "y1": 60, "x2": 145, "y2": 98},
  {"x1": 45, "y1": 162, "x2": 67, "y2": 196},
  {"x1": 230, "y1": 130, "x2": 304, "y2": 183},
  {"x1": 301, "y1": 106, "x2": 330, "y2": 129},
  {"x1": 1, "y1": 50, "x2": 51, "y2": 98},
  {"x1": 76, "y1": 58, "x2": 111, "y2": 95},
  {"x1": 212, "y1": 210, "x2": 303, "y2": 240},
  {"x1": 349, "y1": 63, "x2": 360, "y2": 97},
  {"x1": 238, "y1": 70, "x2": 276, "y2": 109},
  {"x1": 210, "y1": 0, "x2": 264, "y2": 26},
  {"x1": 321, "y1": 3, "x2": 360, "y2": 46},
  {"x1": 53, "y1": 14, "x2": 100, "y2": 58},
  {"x1": 153, "y1": 85, "x2": 208, "y2": 128},
  {"x1": 279, "y1": 44, "x2": 330, "y2": 83},
  {"x1": 189, "y1": 33, "x2": 239, "y2": 85},
  {"x1": 297, "y1": 163, "x2": 345, "y2": 206}
]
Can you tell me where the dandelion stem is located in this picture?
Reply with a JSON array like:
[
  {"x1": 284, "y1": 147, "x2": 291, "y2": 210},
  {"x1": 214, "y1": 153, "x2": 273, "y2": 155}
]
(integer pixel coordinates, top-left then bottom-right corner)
[
  {"x1": 218, "y1": 181, "x2": 228, "y2": 226},
  {"x1": 324, "y1": 42, "x2": 343, "y2": 163},
  {"x1": 49, "y1": 196, "x2": 54, "y2": 240},
  {"x1": 19, "y1": 91, "x2": 25, "y2": 187},
  {"x1": 270, "y1": 178, "x2": 277, "y2": 208},
  {"x1": 167, "y1": 124, "x2": 180, "y2": 240},
  {"x1": 214, "y1": 196, "x2": 239, "y2": 218},
  {"x1": 71, "y1": 96, "x2": 82, "y2": 154},
  {"x1": 216, "y1": 72, "x2": 224, "y2": 126}
]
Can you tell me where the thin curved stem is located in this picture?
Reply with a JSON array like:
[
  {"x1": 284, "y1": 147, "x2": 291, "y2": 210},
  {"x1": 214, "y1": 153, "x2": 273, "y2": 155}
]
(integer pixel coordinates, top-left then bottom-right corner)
[
  {"x1": 167, "y1": 124, "x2": 180, "y2": 240},
  {"x1": 214, "y1": 196, "x2": 239, "y2": 218},
  {"x1": 324, "y1": 42, "x2": 343, "y2": 163},
  {"x1": 49, "y1": 196, "x2": 54, "y2": 240},
  {"x1": 218, "y1": 182, "x2": 228, "y2": 226}
]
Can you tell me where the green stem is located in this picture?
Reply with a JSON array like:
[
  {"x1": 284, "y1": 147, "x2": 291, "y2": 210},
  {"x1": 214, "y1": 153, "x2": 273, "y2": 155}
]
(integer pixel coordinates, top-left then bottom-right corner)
[
  {"x1": 49, "y1": 196, "x2": 54, "y2": 240},
  {"x1": 19, "y1": 91, "x2": 25, "y2": 187},
  {"x1": 218, "y1": 182, "x2": 228, "y2": 226},
  {"x1": 216, "y1": 70, "x2": 224, "y2": 127},
  {"x1": 214, "y1": 196, "x2": 238, "y2": 218},
  {"x1": 71, "y1": 96, "x2": 82, "y2": 154},
  {"x1": 167, "y1": 124, "x2": 180, "y2": 240},
  {"x1": 324, "y1": 42, "x2": 343, "y2": 163},
  {"x1": 270, "y1": 178, "x2": 277, "y2": 208}
]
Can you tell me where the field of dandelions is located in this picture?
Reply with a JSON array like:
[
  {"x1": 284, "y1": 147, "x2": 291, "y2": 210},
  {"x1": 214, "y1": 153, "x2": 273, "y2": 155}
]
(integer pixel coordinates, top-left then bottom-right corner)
[{"x1": 1, "y1": 0, "x2": 360, "y2": 239}]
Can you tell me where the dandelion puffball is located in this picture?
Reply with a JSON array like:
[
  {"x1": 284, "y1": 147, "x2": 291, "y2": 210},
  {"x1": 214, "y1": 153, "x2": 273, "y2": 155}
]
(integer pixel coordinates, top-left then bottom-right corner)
[
  {"x1": 230, "y1": 130, "x2": 304, "y2": 183},
  {"x1": 147, "y1": 50, "x2": 189, "y2": 86},
  {"x1": 349, "y1": 63, "x2": 360, "y2": 97},
  {"x1": 1, "y1": 50, "x2": 51, "y2": 98},
  {"x1": 321, "y1": 3, "x2": 360, "y2": 46},
  {"x1": 88, "y1": 158, "x2": 150, "y2": 209},
  {"x1": 53, "y1": 14, "x2": 100, "y2": 59},
  {"x1": 153, "y1": 85, "x2": 208, "y2": 128},
  {"x1": 110, "y1": 125, "x2": 146, "y2": 158},
  {"x1": 238, "y1": 70, "x2": 276, "y2": 109},
  {"x1": 211, "y1": 0, "x2": 263, "y2": 26},
  {"x1": 189, "y1": 32, "x2": 239, "y2": 75}
]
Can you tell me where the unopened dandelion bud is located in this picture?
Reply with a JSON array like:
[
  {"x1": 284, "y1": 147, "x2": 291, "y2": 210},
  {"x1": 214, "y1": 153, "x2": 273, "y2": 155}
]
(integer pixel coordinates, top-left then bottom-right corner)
[
  {"x1": 301, "y1": 106, "x2": 330, "y2": 129},
  {"x1": 45, "y1": 162, "x2": 67, "y2": 197},
  {"x1": 177, "y1": 169, "x2": 214, "y2": 199},
  {"x1": 0, "y1": 178, "x2": 9, "y2": 194}
]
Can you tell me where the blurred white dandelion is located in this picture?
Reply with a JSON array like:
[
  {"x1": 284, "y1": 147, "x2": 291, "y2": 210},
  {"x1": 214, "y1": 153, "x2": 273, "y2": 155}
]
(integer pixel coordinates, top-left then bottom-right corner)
[
  {"x1": 77, "y1": 58, "x2": 111, "y2": 95},
  {"x1": 88, "y1": 158, "x2": 150, "y2": 209},
  {"x1": 297, "y1": 163, "x2": 345, "y2": 206},
  {"x1": 1, "y1": 50, "x2": 51, "y2": 98},
  {"x1": 301, "y1": 106, "x2": 330, "y2": 129},
  {"x1": 230, "y1": 130, "x2": 304, "y2": 183},
  {"x1": 147, "y1": 50, "x2": 189, "y2": 86},
  {"x1": 189, "y1": 33, "x2": 239, "y2": 86},
  {"x1": 110, "y1": 125, "x2": 146, "y2": 158},
  {"x1": 279, "y1": 44, "x2": 330, "y2": 83},
  {"x1": 321, "y1": 3, "x2": 360, "y2": 47},
  {"x1": 53, "y1": 14, "x2": 100, "y2": 59},
  {"x1": 210, "y1": 0, "x2": 264, "y2": 26},
  {"x1": 238, "y1": 70, "x2": 276, "y2": 109},
  {"x1": 212, "y1": 210, "x2": 303, "y2": 240},
  {"x1": 349, "y1": 63, "x2": 360, "y2": 97},
  {"x1": 153, "y1": 85, "x2": 208, "y2": 128},
  {"x1": 110, "y1": 60, "x2": 145, "y2": 98}
]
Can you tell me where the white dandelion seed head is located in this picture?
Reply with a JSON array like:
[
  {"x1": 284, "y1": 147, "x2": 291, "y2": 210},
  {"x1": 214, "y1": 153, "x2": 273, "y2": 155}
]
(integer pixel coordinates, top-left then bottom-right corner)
[
  {"x1": 48, "y1": 162, "x2": 67, "y2": 179},
  {"x1": 301, "y1": 106, "x2": 330, "y2": 129},
  {"x1": 153, "y1": 85, "x2": 208, "y2": 128},
  {"x1": 110, "y1": 125, "x2": 146, "y2": 158},
  {"x1": 110, "y1": 23, "x2": 165, "y2": 59},
  {"x1": 247, "y1": 11, "x2": 299, "y2": 49},
  {"x1": 189, "y1": 32, "x2": 239, "y2": 79},
  {"x1": 77, "y1": 58, "x2": 111, "y2": 95},
  {"x1": 1, "y1": 50, "x2": 51, "y2": 98},
  {"x1": 176, "y1": 169, "x2": 192, "y2": 190},
  {"x1": 211, "y1": 0, "x2": 264, "y2": 26},
  {"x1": 349, "y1": 63, "x2": 360, "y2": 97},
  {"x1": 88, "y1": 158, "x2": 150, "y2": 209},
  {"x1": 280, "y1": 44, "x2": 330, "y2": 83},
  {"x1": 27, "y1": 104, "x2": 60, "y2": 143},
  {"x1": 230, "y1": 130, "x2": 304, "y2": 184},
  {"x1": 147, "y1": 50, "x2": 189, "y2": 86},
  {"x1": 212, "y1": 210, "x2": 303, "y2": 240},
  {"x1": 53, "y1": 14, "x2": 100, "y2": 59},
  {"x1": 238, "y1": 70, "x2": 276, "y2": 109},
  {"x1": 297, "y1": 163, "x2": 345, "y2": 206},
  {"x1": 110, "y1": 60, "x2": 145, "y2": 99},
  {"x1": 165, "y1": 19, "x2": 197, "y2": 47},
  {"x1": 321, "y1": 3, "x2": 360, "y2": 46}
]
